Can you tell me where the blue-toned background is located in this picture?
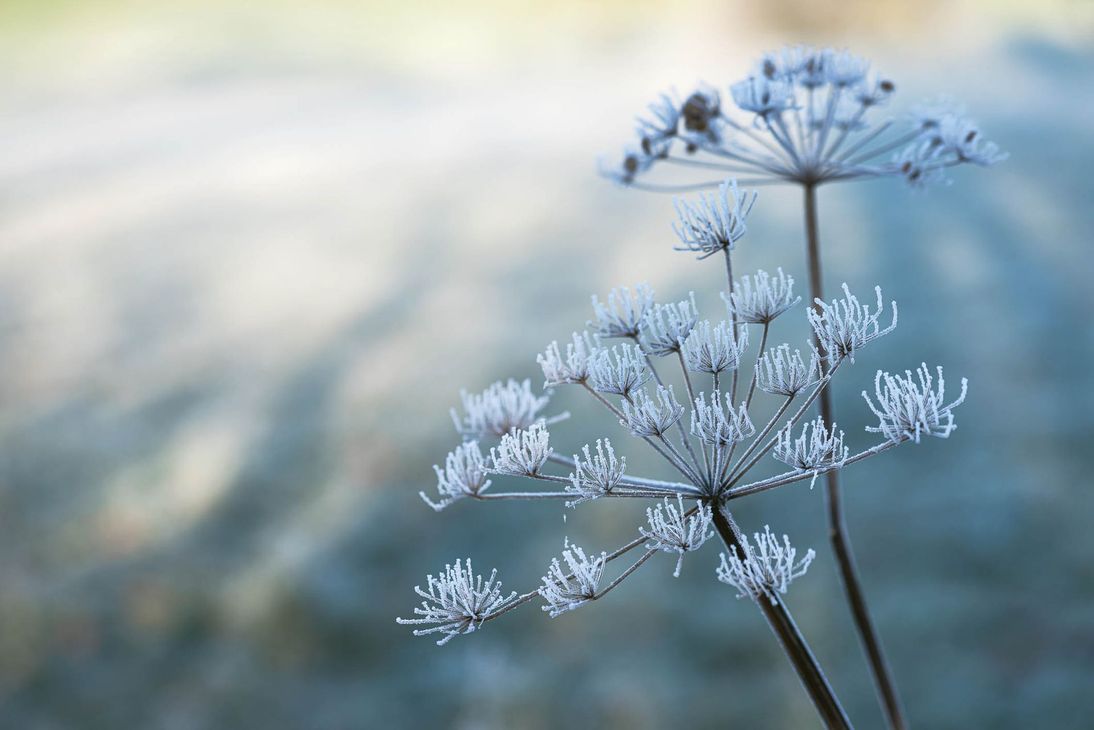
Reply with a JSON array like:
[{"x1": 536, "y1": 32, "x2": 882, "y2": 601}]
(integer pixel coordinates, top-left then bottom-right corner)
[{"x1": 0, "y1": 1, "x2": 1091, "y2": 727}]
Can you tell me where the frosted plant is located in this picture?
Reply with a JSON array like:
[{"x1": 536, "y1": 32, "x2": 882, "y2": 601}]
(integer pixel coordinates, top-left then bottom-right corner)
[
  {"x1": 402, "y1": 181, "x2": 969, "y2": 729},
  {"x1": 774, "y1": 416, "x2": 849, "y2": 488},
  {"x1": 672, "y1": 179, "x2": 757, "y2": 258},
  {"x1": 723, "y1": 268, "x2": 801, "y2": 324},
  {"x1": 863, "y1": 363, "x2": 968, "y2": 443},
  {"x1": 641, "y1": 496, "x2": 714, "y2": 577},
  {"x1": 539, "y1": 543, "x2": 606, "y2": 618},
  {"x1": 602, "y1": 50, "x2": 1002, "y2": 726},
  {"x1": 421, "y1": 441, "x2": 492, "y2": 511},
  {"x1": 808, "y1": 283, "x2": 898, "y2": 363},
  {"x1": 717, "y1": 526, "x2": 816, "y2": 604},
  {"x1": 396, "y1": 559, "x2": 520, "y2": 646}
]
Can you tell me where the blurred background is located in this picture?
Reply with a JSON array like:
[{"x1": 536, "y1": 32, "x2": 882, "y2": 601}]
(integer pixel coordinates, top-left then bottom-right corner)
[{"x1": 1, "y1": 0, "x2": 1092, "y2": 727}]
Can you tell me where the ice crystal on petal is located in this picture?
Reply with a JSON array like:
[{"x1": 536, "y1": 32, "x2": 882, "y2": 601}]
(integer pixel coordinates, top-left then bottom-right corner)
[
  {"x1": 567, "y1": 439, "x2": 626, "y2": 505},
  {"x1": 588, "y1": 343, "x2": 650, "y2": 399},
  {"x1": 755, "y1": 344, "x2": 821, "y2": 396},
  {"x1": 722, "y1": 268, "x2": 801, "y2": 324},
  {"x1": 641, "y1": 294, "x2": 700, "y2": 356},
  {"x1": 682, "y1": 320, "x2": 748, "y2": 374},
  {"x1": 421, "y1": 442, "x2": 492, "y2": 511},
  {"x1": 489, "y1": 423, "x2": 553, "y2": 476},
  {"x1": 690, "y1": 392, "x2": 755, "y2": 447},
  {"x1": 539, "y1": 543, "x2": 606, "y2": 617},
  {"x1": 716, "y1": 526, "x2": 815, "y2": 604},
  {"x1": 863, "y1": 363, "x2": 967, "y2": 443},
  {"x1": 808, "y1": 284, "x2": 897, "y2": 363},
  {"x1": 672, "y1": 179, "x2": 757, "y2": 259},
  {"x1": 773, "y1": 416, "x2": 849, "y2": 487},
  {"x1": 538, "y1": 331, "x2": 600, "y2": 387},
  {"x1": 591, "y1": 284, "x2": 655, "y2": 339},
  {"x1": 397, "y1": 559, "x2": 519, "y2": 645},
  {"x1": 451, "y1": 379, "x2": 563, "y2": 439},
  {"x1": 640, "y1": 496, "x2": 713, "y2": 577},
  {"x1": 619, "y1": 384, "x2": 684, "y2": 437}
]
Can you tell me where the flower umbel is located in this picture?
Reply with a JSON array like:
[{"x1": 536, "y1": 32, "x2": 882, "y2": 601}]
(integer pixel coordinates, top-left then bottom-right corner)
[
  {"x1": 863, "y1": 363, "x2": 968, "y2": 443},
  {"x1": 591, "y1": 284, "x2": 655, "y2": 339},
  {"x1": 489, "y1": 423, "x2": 553, "y2": 476},
  {"x1": 672, "y1": 179, "x2": 757, "y2": 259},
  {"x1": 567, "y1": 439, "x2": 626, "y2": 505},
  {"x1": 773, "y1": 416, "x2": 849, "y2": 488},
  {"x1": 618, "y1": 384, "x2": 685, "y2": 437},
  {"x1": 723, "y1": 268, "x2": 801, "y2": 324},
  {"x1": 396, "y1": 559, "x2": 519, "y2": 645},
  {"x1": 451, "y1": 379, "x2": 565, "y2": 439},
  {"x1": 421, "y1": 441, "x2": 492, "y2": 511},
  {"x1": 716, "y1": 526, "x2": 816, "y2": 604},
  {"x1": 808, "y1": 283, "x2": 897, "y2": 363},
  {"x1": 641, "y1": 496, "x2": 714, "y2": 577},
  {"x1": 540, "y1": 543, "x2": 606, "y2": 618}
]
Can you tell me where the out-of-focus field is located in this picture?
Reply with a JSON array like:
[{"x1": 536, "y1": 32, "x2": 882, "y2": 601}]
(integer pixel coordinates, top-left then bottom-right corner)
[{"x1": 0, "y1": 1, "x2": 1092, "y2": 727}]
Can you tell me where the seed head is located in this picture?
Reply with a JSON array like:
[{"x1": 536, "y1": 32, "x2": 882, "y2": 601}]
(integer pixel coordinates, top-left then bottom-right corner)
[
  {"x1": 716, "y1": 526, "x2": 815, "y2": 604},
  {"x1": 421, "y1": 441, "x2": 492, "y2": 511},
  {"x1": 863, "y1": 363, "x2": 967, "y2": 443},
  {"x1": 397, "y1": 559, "x2": 519, "y2": 645}
]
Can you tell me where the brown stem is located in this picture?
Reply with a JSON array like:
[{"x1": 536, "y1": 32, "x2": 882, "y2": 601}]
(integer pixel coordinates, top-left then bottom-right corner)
[
  {"x1": 804, "y1": 182, "x2": 906, "y2": 730},
  {"x1": 710, "y1": 504, "x2": 851, "y2": 729}
]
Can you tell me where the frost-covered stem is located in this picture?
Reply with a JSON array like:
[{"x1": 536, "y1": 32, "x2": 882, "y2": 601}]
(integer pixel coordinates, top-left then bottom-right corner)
[
  {"x1": 594, "y1": 549, "x2": 657, "y2": 599},
  {"x1": 814, "y1": 86, "x2": 842, "y2": 163},
  {"x1": 834, "y1": 119, "x2": 892, "y2": 164},
  {"x1": 719, "y1": 116, "x2": 796, "y2": 171},
  {"x1": 845, "y1": 128, "x2": 920, "y2": 166},
  {"x1": 631, "y1": 334, "x2": 704, "y2": 476},
  {"x1": 719, "y1": 394, "x2": 794, "y2": 489},
  {"x1": 745, "y1": 322, "x2": 769, "y2": 411},
  {"x1": 676, "y1": 350, "x2": 711, "y2": 486},
  {"x1": 475, "y1": 490, "x2": 688, "y2": 501},
  {"x1": 515, "y1": 465, "x2": 700, "y2": 494},
  {"x1": 824, "y1": 105, "x2": 868, "y2": 161},
  {"x1": 710, "y1": 504, "x2": 851, "y2": 728},
  {"x1": 804, "y1": 182, "x2": 906, "y2": 730},
  {"x1": 723, "y1": 438, "x2": 904, "y2": 500}
]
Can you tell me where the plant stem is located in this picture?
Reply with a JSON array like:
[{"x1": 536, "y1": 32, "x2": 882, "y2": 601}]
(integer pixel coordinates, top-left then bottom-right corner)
[
  {"x1": 803, "y1": 182, "x2": 906, "y2": 730},
  {"x1": 710, "y1": 504, "x2": 852, "y2": 729}
]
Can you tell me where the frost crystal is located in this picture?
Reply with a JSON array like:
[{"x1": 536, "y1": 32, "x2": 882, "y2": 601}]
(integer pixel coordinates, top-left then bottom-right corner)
[
  {"x1": 672, "y1": 179, "x2": 757, "y2": 259},
  {"x1": 863, "y1": 363, "x2": 967, "y2": 443},
  {"x1": 755, "y1": 344, "x2": 821, "y2": 396},
  {"x1": 773, "y1": 416, "x2": 849, "y2": 487},
  {"x1": 618, "y1": 384, "x2": 684, "y2": 437},
  {"x1": 567, "y1": 439, "x2": 626, "y2": 505},
  {"x1": 539, "y1": 543, "x2": 606, "y2": 618},
  {"x1": 722, "y1": 268, "x2": 801, "y2": 324},
  {"x1": 588, "y1": 343, "x2": 650, "y2": 399},
  {"x1": 640, "y1": 496, "x2": 713, "y2": 577},
  {"x1": 397, "y1": 559, "x2": 519, "y2": 645},
  {"x1": 682, "y1": 320, "x2": 748, "y2": 375},
  {"x1": 421, "y1": 441, "x2": 492, "y2": 511},
  {"x1": 451, "y1": 379, "x2": 562, "y2": 439},
  {"x1": 641, "y1": 294, "x2": 700, "y2": 356},
  {"x1": 538, "y1": 331, "x2": 599, "y2": 387},
  {"x1": 489, "y1": 423, "x2": 553, "y2": 476},
  {"x1": 691, "y1": 392, "x2": 755, "y2": 447},
  {"x1": 716, "y1": 526, "x2": 815, "y2": 604},
  {"x1": 591, "y1": 284, "x2": 655, "y2": 339},
  {"x1": 808, "y1": 284, "x2": 897, "y2": 363}
]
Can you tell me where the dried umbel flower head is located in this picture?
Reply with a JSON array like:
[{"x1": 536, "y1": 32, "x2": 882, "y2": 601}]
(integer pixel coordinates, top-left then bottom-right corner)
[
  {"x1": 451, "y1": 378, "x2": 565, "y2": 439},
  {"x1": 590, "y1": 284, "x2": 655, "y2": 339},
  {"x1": 538, "y1": 331, "x2": 599, "y2": 387},
  {"x1": 863, "y1": 363, "x2": 968, "y2": 443},
  {"x1": 682, "y1": 320, "x2": 748, "y2": 375},
  {"x1": 716, "y1": 526, "x2": 816, "y2": 604},
  {"x1": 489, "y1": 423, "x2": 553, "y2": 476},
  {"x1": 691, "y1": 392, "x2": 755, "y2": 448},
  {"x1": 808, "y1": 283, "x2": 897, "y2": 363},
  {"x1": 540, "y1": 543, "x2": 606, "y2": 618},
  {"x1": 773, "y1": 416, "x2": 849, "y2": 488},
  {"x1": 567, "y1": 439, "x2": 626, "y2": 505},
  {"x1": 755, "y1": 344, "x2": 821, "y2": 396},
  {"x1": 618, "y1": 384, "x2": 684, "y2": 437},
  {"x1": 641, "y1": 496, "x2": 714, "y2": 577},
  {"x1": 421, "y1": 441, "x2": 492, "y2": 512},
  {"x1": 396, "y1": 559, "x2": 520, "y2": 645},
  {"x1": 641, "y1": 294, "x2": 700, "y2": 356},
  {"x1": 722, "y1": 268, "x2": 801, "y2": 325},
  {"x1": 588, "y1": 343, "x2": 651, "y2": 398},
  {"x1": 672, "y1": 179, "x2": 757, "y2": 259}
]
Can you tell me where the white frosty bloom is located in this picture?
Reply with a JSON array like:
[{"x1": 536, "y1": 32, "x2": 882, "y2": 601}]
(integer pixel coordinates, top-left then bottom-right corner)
[
  {"x1": 931, "y1": 114, "x2": 1007, "y2": 166},
  {"x1": 641, "y1": 294, "x2": 700, "y2": 356},
  {"x1": 755, "y1": 344, "x2": 821, "y2": 396},
  {"x1": 690, "y1": 392, "x2": 755, "y2": 448},
  {"x1": 619, "y1": 384, "x2": 684, "y2": 437},
  {"x1": 722, "y1": 268, "x2": 801, "y2": 324},
  {"x1": 421, "y1": 441, "x2": 492, "y2": 511},
  {"x1": 773, "y1": 416, "x2": 849, "y2": 487},
  {"x1": 730, "y1": 76, "x2": 795, "y2": 118},
  {"x1": 591, "y1": 284, "x2": 655, "y2": 339},
  {"x1": 808, "y1": 284, "x2": 897, "y2": 363},
  {"x1": 539, "y1": 542, "x2": 606, "y2": 618},
  {"x1": 716, "y1": 526, "x2": 815, "y2": 604},
  {"x1": 538, "y1": 331, "x2": 599, "y2": 387},
  {"x1": 451, "y1": 379, "x2": 563, "y2": 439},
  {"x1": 396, "y1": 559, "x2": 520, "y2": 645},
  {"x1": 863, "y1": 363, "x2": 967, "y2": 443},
  {"x1": 682, "y1": 320, "x2": 748, "y2": 374},
  {"x1": 489, "y1": 423, "x2": 553, "y2": 476},
  {"x1": 825, "y1": 49, "x2": 868, "y2": 88},
  {"x1": 672, "y1": 179, "x2": 757, "y2": 259},
  {"x1": 894, "y1": 143, "x2": 947, "y2": 189},
  {"x1": 588, "y1": 343, "x2": 650, "y2": 399},
  {"x1": 640, "y1": 496, "x2": 713, "y2": 577},
  {"x1": 567, "y1": 439, "x2": 626, "y2": 505},
  {"x1": 636, "y1": 92, "x2": 680, "y2": 150}
]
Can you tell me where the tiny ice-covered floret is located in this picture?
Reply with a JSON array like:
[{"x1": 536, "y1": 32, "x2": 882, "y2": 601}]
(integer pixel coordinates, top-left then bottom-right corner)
[
  {"x1": 539, "y1": 542, "x2": 606, "y2": 618},
  {"x1": 730, "y1": 76, "x2": 795, "y2": 118},
  {"x1": 619, "y1": 384, "x2": 684, "y2": 437},
  {"x1": 863, "y1": 363, "x2": 967, "y2": 443},
  {"x1": 716, "y1": 526, "x2": 815, "y2": 604},
  {"x1": 755, "y1": 344, "x2": 821, "y2": 396},
  {"x1": 489, "y1": 423, "x2": 552, "y2": 476},
  {"x1": 567, "y1": 439, "x2": 626, "y2": 505},
  {"x1": 538, "y1": 331, "x2": 599, "y2": 387},
  {"x1": 691, "y1": 392, "x2": 755, "y2": 448},
  {"x1": 451, "y1": 378, "x2": 561, "y2": 439},
  {"x1": 641, "y1": 294, "x2": 700, "y2": 356},
  {"x1": 636, "y1": 92, "x2": 681, "y2": 152},
  {"x1": 680, "y1": 84, "x2": 722, "y2": 136},
  {"x1": 773, "y1": 416, "x2": 849, "y2": 488},
  {"x1": 723, "y1": 268, "x2": 801, "y2": 324},
  {"x1": 672, "y1": 179, "x2": 757, "y2": 259},
  {"x1": 808, "y1": 283, "x2": 897, "y2": 363},
  {"x1": 591, "y1": 284, "x2": 655, "y2": 339},
  {"x1": 421, "y1": 441, "x2": 492, "y2": 511},
  {"x1": 824, "y1": 49, "x2": 868, "y2": 88},
  {"x1": 396, "y1": 558, "x2": 519, "y2": 645},
  {"x1": 600, "y1": 144, "x2": 657, "y2": 186},
  {"x1": 588, "y1": 343, "x2": 650, "y2": 399},
  {"x1": 682, "y1": 320, "x2": 748, "y2": 374},
  {"x1": 640, "y1": 496, "x2": 713, "y2": 577}
]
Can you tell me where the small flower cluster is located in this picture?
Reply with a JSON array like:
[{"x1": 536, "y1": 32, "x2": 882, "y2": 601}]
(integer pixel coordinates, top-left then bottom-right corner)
[{"x1": 717, "y1": 526, "x2": 816, "y2": 604}]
